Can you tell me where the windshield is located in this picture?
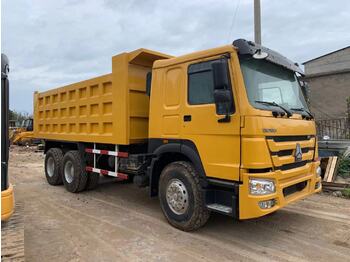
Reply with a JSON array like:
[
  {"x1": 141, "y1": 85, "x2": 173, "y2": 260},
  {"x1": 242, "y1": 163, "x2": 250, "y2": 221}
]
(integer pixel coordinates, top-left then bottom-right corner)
[{"x1": 240, "y1": 58, "x2": 308, "y2": 112}]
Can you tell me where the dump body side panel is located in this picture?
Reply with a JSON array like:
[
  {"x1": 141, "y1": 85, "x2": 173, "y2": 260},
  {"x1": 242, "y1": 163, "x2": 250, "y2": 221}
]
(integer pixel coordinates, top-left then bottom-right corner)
[
  {"x1": 34, "y1": 49, "x2": 171, "y2": 145},
  {"x1": 34, "y1": 74, "x2": 121, "y2": 144}
]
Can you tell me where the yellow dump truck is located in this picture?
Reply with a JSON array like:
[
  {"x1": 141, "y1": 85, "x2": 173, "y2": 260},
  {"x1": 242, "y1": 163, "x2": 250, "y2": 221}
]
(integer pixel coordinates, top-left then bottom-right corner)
[{"x1": 34, "y1": 39, "x2": 322, "y2": 231}]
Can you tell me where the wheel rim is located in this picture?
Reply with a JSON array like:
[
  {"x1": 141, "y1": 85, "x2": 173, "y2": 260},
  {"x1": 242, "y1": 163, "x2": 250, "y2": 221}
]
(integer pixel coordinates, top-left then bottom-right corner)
[
  {"x1": 64, "y1": 160, "x2": 74, "y2": 184},
  {"x1": 47, "y1": 157, "x2": 55, "y2": 177},
  {"x1": 166, "y1": 179, "x2": 189, "y2": 215}
]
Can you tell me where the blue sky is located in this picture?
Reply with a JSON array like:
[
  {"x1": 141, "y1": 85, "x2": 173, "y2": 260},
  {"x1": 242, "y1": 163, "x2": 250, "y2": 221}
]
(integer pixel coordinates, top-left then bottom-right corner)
[{"x1": 2, "y1": 0, "x2": 350, "y2": 113}]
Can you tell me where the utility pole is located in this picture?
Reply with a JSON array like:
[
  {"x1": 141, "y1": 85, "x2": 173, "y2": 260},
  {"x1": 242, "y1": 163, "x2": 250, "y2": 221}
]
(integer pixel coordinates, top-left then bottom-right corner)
[{"x1": 254, "y1": 0, "x2": 261, "y2": 45}]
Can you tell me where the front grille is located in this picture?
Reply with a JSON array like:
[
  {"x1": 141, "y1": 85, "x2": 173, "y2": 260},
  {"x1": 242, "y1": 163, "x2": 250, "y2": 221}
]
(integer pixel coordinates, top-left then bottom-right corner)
[
  {"x1": 266, "y1": 135, "x2": 314, "y2": 142},
  {"x1": 283, "y1": 181, "x2": 307, "y2": 197},
  {"x1": 248, "y1": 168, "x2": 272, "y2": 173},
  {"x1": 271, "y1": 147, "x2": 310, "y2": 157},
  {"x1": 267, "y1": 135, "x2": 315, "y2": 172},
  {"x1": 276, "y1": 160, "x2": 311, "y2": 171}
]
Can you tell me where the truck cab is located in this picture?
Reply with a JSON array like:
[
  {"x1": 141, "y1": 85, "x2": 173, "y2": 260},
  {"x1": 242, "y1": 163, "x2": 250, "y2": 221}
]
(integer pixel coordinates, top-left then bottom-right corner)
[
  {"x1": 20, "y1": 118, "x2": 34, "y2": 132},
  {"x1": 148, "y1": 39, "x2": 321, "y2": 221}
]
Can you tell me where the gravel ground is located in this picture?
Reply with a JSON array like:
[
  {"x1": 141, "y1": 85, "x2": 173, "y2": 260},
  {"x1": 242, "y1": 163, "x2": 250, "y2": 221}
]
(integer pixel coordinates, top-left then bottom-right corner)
[
  {"x1": 1, "y1": 201, "x2": 25, "y2": 261},
  {"x1": 4, "y1": 146, "x2": 350, "y2": 262}
]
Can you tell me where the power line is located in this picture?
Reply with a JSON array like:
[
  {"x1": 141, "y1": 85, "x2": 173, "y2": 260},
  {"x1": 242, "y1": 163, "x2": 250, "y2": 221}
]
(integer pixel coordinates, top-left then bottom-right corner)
[{"x1": 227, "y1": 0, "x2": 241, "y2": 42}]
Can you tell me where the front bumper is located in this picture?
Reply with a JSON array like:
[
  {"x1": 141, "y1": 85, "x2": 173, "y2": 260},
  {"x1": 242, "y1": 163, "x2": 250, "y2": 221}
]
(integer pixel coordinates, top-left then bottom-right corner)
[
  {"x1": 239, "y1": 161, "x2": 321, "y2": 219},
  {"x1": 1, "y1": 184, "x2": 15, "y2": 221}
]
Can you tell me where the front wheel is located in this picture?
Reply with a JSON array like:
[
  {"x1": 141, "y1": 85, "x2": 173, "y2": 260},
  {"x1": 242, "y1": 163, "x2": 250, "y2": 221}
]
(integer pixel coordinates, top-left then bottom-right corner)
[{"x1": 159, "y1": 161, "x2": 210, "y2": 231}]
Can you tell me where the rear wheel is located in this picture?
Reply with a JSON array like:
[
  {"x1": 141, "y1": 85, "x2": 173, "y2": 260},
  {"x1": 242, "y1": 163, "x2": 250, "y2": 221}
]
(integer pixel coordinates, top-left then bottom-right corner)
[
  {"x1": 62, "y1": 151, "x2": 87, "y2": 193},
  {"x1": 45, "y1": 148, "x2": 63, "y2": 185},
  {"x1": 159, "y1": 161, "x2": 210, "y2": 231}
]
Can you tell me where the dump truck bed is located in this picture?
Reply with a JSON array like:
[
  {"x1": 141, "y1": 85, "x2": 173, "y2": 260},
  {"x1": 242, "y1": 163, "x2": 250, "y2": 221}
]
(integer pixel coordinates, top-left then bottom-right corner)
[{"x1": 34, "y1": 49, "x2": 171, "y2": 145}]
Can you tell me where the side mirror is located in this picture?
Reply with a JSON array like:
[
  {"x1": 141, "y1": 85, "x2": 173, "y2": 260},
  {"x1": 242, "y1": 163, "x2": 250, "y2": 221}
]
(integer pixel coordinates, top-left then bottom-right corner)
[
  {"x1": 212, "y1": 60, "x2": 229, "y2": 90},
  {"x1": 213, "y1": 89, "x2": 233, "y2": 122},
  {"x1": 212, "y1": 60, "x2": 233, "y2": 122},
  {"x1": 214, "y1": 89, "x2": 231, "y2": 104}
]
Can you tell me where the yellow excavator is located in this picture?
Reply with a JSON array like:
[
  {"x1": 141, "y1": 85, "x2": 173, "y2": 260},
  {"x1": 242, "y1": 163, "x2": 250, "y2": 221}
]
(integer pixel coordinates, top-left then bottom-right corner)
[{"x1": 11, "y1": 118, "x2": 36, "y2": 146}]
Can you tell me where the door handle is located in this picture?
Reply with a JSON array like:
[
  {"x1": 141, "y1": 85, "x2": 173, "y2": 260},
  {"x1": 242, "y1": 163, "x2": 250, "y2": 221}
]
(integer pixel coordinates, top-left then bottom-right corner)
[{"x1": 183, "y1": 115, "x2": 192, "y2": 122}]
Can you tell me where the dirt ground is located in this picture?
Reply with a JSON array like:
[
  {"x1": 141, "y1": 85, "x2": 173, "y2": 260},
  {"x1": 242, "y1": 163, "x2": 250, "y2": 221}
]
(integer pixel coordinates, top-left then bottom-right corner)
[{"x1": 4, "y1": 146, "x2": 350, "y2": 261}]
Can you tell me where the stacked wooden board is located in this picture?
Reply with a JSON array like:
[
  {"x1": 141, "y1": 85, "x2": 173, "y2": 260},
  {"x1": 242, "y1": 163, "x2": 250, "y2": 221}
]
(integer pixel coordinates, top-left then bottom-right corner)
[
  {"x1": 321, "y1": 156, "x2": 350, "y2": 190},
  {"x1": 323, "y1": 156, "x2": 338, "y2": 182}
]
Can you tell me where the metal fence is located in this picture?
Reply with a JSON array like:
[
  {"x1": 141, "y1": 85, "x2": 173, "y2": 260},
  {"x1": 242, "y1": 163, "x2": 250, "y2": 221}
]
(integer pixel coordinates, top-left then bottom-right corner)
[{"x1": 316, "y1": 118, "x2": 350, "y2": 140}]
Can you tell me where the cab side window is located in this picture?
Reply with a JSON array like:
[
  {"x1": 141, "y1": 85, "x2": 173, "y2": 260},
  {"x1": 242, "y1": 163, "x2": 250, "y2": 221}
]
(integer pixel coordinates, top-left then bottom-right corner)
[{"x1": 188, "y1": 60, "x2": 219, "y2": 105}]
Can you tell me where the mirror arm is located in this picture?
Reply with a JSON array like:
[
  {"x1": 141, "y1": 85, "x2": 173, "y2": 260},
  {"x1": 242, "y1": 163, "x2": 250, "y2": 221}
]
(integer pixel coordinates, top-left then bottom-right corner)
[
  {"x1": 218, "y1": 114, "x2": 231, "y2": 123},
  {"x1": 217, "y1": 103, "x2": 231, "y2": 123}
]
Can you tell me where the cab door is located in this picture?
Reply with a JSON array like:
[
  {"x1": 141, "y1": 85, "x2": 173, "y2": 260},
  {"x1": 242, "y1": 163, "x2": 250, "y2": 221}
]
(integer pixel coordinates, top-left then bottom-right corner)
[{"x1": 181, "y1": 56, "x2": 241, "y2": 182}]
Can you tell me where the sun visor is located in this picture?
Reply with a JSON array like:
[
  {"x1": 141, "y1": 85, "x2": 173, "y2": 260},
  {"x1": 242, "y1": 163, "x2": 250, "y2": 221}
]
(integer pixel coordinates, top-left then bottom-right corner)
[{"x1": 233, "y1": 39, "x2": 304, "y2": 75}]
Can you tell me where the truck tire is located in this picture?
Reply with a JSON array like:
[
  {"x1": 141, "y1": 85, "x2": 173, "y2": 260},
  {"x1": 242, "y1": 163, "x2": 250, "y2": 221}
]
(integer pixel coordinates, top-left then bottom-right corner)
[
  {"x1": 85, "y1": 172, "x2": 99, "y2": 190},
  {"x1": 62, "y1": 151, "x2": 87, "y2": 193},
  {"x1": 159, "y1": 161, "x2": 210, "y2": 231},
  {"x1": 45, "y1": 148, "x2": 64, "y2": 185}
]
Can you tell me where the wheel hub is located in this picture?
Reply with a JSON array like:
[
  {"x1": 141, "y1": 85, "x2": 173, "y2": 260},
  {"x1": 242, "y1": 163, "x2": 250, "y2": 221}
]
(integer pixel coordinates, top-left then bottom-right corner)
[
  {"x1": 47, "y1": 157, "x2": 55, "y2": 177},
  {"x1": 166, "y1": 179, "x2": 189, "y2": 215},
  {"x1": 64, "y1": 160, "x2": 74, "y2": 184}
]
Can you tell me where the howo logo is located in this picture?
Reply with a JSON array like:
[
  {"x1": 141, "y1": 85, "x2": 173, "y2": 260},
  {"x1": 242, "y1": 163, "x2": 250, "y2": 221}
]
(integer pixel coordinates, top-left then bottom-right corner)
[{"x1": 295, "y1": 143, "x2": 303, "y2": 162}]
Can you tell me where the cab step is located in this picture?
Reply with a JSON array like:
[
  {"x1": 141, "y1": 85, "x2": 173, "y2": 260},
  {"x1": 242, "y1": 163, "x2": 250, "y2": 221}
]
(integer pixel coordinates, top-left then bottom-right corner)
[{"x1": 206, "y1": 203, "x2": 232, "y2": 215}]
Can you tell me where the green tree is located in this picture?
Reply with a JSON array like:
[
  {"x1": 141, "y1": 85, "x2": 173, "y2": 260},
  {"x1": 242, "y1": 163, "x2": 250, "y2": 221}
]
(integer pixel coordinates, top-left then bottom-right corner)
[{"x1": 9, "y1": 110, "x2": 32, "y2": 124}]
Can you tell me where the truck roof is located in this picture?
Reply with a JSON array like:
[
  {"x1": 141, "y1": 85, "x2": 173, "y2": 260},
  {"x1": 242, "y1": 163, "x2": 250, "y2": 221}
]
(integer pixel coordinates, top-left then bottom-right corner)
[{"x1": 153, "y1": 45, "x2": 235, "y2": 69}]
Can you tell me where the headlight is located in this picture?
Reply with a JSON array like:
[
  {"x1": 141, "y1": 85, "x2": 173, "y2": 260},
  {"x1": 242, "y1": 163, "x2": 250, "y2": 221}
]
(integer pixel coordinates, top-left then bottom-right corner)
[
  {"x1": 249, "y1": 179, "x2": 276, "y2": 195},
  {"x1": 316, "y1": 166, "x2": 322, "y2": 177}
]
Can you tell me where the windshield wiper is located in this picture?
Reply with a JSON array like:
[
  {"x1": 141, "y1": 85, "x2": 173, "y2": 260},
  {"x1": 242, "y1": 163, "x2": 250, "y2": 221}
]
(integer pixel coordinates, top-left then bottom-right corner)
[
  {"x1": 290, "y1": 107, "x2": 314, "y2": 119},
  {"x1": 255, "y1": 100, "x2": 292, "y2": 117}
]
